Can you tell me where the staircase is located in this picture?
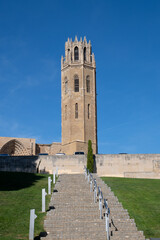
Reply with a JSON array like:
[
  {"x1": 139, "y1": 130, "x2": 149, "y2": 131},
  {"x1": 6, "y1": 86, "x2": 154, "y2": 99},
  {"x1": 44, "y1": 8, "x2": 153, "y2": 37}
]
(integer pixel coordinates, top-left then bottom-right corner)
[{"x1": 41, "y1": 173, "x2": 146, "y2": 240}]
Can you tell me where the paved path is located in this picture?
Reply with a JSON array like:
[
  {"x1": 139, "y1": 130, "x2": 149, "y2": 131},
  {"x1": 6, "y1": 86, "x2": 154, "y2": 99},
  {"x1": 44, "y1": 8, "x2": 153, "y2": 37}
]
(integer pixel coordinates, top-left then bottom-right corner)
[{"x1": 41, "y1": 173, "x2": 146, "y2": 240}]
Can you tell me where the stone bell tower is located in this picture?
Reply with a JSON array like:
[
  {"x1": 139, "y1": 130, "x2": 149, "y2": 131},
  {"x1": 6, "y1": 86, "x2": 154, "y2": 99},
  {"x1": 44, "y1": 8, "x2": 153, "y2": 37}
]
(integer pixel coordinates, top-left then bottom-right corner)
[{"x1": 61, "y1": 36, "x2": 97, "y2": 155}]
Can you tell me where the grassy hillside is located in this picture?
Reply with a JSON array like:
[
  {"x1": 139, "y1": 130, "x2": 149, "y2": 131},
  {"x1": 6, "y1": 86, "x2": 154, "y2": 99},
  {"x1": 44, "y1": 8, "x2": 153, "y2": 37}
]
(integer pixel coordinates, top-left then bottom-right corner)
[
  {"x1": 101, "y1": 177, "x2": 160, "y2": 238},
  {"x1": 0, "y1": 172, "x2": 53, "y2": 240}
]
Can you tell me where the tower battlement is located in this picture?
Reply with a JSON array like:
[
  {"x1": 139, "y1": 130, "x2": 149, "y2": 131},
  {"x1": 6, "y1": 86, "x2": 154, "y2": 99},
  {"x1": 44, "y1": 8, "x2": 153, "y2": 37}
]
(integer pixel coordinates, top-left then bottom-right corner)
[{"x1": 61, "y1": 36, "x2": 95, "y2": 69}]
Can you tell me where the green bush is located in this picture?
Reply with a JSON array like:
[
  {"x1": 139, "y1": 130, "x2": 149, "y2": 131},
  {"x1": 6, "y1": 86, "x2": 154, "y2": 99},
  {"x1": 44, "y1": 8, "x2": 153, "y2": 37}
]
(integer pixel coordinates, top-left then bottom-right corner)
[{"x1": 87, "y1": 140, "x2": 94, "y2": 173}]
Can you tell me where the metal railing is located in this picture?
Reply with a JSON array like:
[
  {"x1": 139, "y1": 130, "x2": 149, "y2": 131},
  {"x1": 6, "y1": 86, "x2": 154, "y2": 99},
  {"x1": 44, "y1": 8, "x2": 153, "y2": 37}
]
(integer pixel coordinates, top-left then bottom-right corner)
[{"x1": 84, "y1": 166, "x2": 111, "y2": 240}]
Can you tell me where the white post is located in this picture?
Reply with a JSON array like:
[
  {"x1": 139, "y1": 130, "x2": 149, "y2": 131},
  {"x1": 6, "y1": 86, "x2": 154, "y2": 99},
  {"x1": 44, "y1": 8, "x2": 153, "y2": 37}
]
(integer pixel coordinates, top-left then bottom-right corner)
[
  {"x1": 88, "y1": 173, "x2": 90, "y2": 183},
  {"x1": 29, "y1": 209, "x2": 37, "y2": 240},
  {"x1": 56, "y1": 167, "x2": 58, "y2": 177},
  {"x1": 98, "y1": 187, "x2": 101, "y2": 210},
  {"x1": 106, "y1": 212, "x2": 110, "y2": 240},
  {"x1": 53, "y1": 171, "x2": 56, "y2": 184},
  {"x1": 48, "y1": 176, "x2": 52, "y2": 195},
  {"x1": 94, "y1": 181, "x2": 97, "y2": 203},
  {"x1": 84, "y1": 168, "x2": 87, "y2": 180},
  {"x1": 90, "y1": 179, "x2": 92, "y2": 192},
  {"x1": 42, "y1": 188, "x2": 47, "y2": 212},
  {"x1": 99, "y1": 192, "x2": 102, "y2": 219},
  {"x1": 94, "y1": 187, "x2": 96, "y2": 203}
]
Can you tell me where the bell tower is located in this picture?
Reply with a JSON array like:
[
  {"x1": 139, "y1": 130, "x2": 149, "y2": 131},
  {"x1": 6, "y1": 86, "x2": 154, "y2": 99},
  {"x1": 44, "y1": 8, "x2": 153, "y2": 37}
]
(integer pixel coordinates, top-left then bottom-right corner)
[{"x1": 61, "y1": 36, "x2": 97, "y2": 154}]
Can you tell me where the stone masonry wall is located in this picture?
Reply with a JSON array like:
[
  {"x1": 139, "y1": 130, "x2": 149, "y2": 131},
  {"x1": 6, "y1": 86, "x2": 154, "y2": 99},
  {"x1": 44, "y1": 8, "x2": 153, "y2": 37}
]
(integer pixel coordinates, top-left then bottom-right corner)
[
  {"x1": 0, "y1": 156, "x2": 39, "y2": 173},
  {"x1": 95, "y1": 154, "x2": 160, "y2": 179},
  {"x1": 38, "y1": 155, "x2": 86, "y2": 174},
  {"x1": 0, "y1": 154, "x2": 160, "y2": 179}
]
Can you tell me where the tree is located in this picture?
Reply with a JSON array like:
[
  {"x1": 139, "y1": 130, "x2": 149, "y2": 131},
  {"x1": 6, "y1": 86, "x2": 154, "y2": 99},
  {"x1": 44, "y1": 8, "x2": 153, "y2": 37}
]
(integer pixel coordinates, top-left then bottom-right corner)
[{"x1": 87, "y1": 140, "x2": 94, "y2": 173}]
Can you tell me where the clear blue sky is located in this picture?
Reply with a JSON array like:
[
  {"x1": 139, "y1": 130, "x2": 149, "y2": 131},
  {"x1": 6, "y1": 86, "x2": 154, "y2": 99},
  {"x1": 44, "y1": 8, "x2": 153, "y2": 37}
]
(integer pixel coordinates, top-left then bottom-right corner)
[{"x1": 0, "y1": 0, "x2": 160, "y2": 154}]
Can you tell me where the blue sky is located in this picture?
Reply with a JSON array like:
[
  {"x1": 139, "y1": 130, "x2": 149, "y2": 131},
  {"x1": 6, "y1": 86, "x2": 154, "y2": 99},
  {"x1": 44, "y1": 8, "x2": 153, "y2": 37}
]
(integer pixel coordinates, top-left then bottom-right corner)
[{"x1": 0, "y1": 0, "x2": 160, "y2": 154}]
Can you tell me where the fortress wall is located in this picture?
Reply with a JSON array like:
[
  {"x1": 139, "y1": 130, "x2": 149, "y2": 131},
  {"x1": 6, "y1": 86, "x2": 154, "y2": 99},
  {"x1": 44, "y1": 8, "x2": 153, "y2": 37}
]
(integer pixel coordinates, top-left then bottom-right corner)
[
  {"x1": 0, "y1": 154, "x2": 160, "y2": 179},
  {"x1": 96, "y1": 154, "x2": 160, "y2": 179},
  {"x1": 0, "y1": 155, "x2": 86, "y2": 174},
  {"x1": 0, "y1": 156, "x2": 39, "y2": 173},
  {"x1": 38, "y1": 155, "x2": 86, "y2": 174}
]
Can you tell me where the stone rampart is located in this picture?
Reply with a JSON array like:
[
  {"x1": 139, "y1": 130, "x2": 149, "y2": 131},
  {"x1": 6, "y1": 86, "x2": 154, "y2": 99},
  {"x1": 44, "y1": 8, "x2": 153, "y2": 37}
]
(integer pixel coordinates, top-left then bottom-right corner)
[
  {"x1": 95, "y1": 154, "x2": 160, "y2": 179},
  {"x1": 0, "y1": 156, "x2": 39, "y2": 173},
  {"x1": 0, "y1": 154, "x2": 160, "y2": 179},
  {"x1": 38, "y1": 155, "x2": 86, "y2": 174}
]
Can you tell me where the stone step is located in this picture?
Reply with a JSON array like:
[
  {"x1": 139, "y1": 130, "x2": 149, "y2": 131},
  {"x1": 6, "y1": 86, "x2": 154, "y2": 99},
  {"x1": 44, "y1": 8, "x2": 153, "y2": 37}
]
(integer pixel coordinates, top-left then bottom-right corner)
[{"x1": 41, "y1": 173, "x2": 146, "y2": 240}]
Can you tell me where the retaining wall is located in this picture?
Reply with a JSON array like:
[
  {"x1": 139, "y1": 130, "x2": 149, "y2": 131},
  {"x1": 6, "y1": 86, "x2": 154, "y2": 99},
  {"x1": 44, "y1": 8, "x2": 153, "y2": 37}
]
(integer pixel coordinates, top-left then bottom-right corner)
[
  {"x1": 0, "y1": 154, "x2": 160, "y2": 179},
  {"x1": 0, "y1": 156, "x2": 39, "y2": 173},
  {"x1": 95, "y1": 154, "x2": 160, "y2": 179},
  {"x1": 38, "y1": 155, "x2": 86, "y2": 174}
]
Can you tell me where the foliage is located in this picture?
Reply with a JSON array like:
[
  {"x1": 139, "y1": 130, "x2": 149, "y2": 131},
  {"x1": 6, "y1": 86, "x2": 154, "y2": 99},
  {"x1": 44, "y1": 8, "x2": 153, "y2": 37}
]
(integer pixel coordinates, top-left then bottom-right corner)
[
  {"x1": 0, "y1": 172, "x2": 54, "y2": 240},
  {"x1": 101, "y1": 177, "x2": 160, "y2": 238},
  {"x1": 87, "y1": 140, "x2": 94, "y2": 173}
]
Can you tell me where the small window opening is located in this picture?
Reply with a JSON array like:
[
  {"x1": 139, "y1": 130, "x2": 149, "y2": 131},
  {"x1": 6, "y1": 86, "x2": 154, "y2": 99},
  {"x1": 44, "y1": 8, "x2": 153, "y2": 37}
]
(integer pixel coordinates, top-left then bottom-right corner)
[
  {"x1": 88, "y1": 104, "x2": 90, "y2": 119},
  {"x1": 75, "y1": 103, "x2": 78, "y2": 119},
  {"x1": 84, "y1": 47, "x2": 86, "y2": 61},
  {"x1": 74, "y1": 46, "x2": 79, "y2": 61},
  {"x1": 86, "y1": 76, "x2": 90, "y2": 93},
  {"x1": 74, "y1": 75, "x2": 79, "y2": 92}
]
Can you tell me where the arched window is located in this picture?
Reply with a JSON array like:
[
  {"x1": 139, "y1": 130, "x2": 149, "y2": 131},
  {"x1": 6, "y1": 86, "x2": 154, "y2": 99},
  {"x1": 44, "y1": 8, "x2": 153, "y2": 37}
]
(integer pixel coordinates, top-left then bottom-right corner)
[
  {"x1": 74, "y1": 75, "x2": 79, "y2": 92},
  {"x1": 75, "y1": 103, "x2": 78, "y2": 119},
  {"x1": 88, "y1": 104, "x2": 90, "y2": 119},
  {"x1": 65, "y1": 105, "x2": 67, "y2": 120},
  {"x1": 86, "y1": 75, "x2": 90, "y2": 93},
  {"x1": 65, "y1": 77, "x2": 68, "y2": 94},
  {"x1": 74, "y1": 46, "x2": 79, "y2": 61},
  {"x1": 84, "y1": 47, "x2": 86, "y2": 61}
]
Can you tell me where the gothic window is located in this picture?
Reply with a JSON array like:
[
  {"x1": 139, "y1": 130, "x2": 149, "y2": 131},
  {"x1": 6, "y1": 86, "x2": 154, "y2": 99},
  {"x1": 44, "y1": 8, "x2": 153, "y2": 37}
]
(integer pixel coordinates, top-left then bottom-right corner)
[
  {"x1": 86, "y1": 75, "x2": 90, "y2": 93},
  {"x1": 84, "y1": 47, "x2": 86, "y2": 61},
  {"x1": 88, "y1": 104, "x2": 90, "y2": 119},
  {"x1": 65, "y1": 105, "x2": 67, "y2": 120},
  {"x1": 65, "y1": 77, "x2": 68, "y2": 94},
  {"x1": 74, "y1": 46, "x2": 79, "y2": 61},
  {"x1": 75, "y1": 103, "x2": 78, "y2": 119},
  {"x1": 74, "y1": 75, "x2": 79, "y2": 92}
]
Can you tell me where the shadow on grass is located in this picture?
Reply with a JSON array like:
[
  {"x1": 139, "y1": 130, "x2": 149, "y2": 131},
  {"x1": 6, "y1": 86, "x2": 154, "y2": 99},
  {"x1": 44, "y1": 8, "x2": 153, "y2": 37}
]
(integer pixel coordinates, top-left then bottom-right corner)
[{"x1": 0, "y1": 172, "x2": 46, "y2": 191}]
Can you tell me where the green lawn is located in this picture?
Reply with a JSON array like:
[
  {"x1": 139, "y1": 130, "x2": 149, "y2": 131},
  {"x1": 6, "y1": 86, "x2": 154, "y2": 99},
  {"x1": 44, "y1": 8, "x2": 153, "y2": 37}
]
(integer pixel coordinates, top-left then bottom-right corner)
[
  {"x1": 0, "y1": 172, "x2": 54, "y2": 240},
  {"x1": 101, "y1": 177, "x2": 160, "y2": 238}
]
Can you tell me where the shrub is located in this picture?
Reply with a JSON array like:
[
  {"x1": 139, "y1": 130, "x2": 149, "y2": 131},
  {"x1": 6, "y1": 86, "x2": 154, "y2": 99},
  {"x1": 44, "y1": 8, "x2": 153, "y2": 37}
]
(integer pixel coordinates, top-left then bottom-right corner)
[{"x1": 87, "y1": 140, "x2": 94, "y2": 173}]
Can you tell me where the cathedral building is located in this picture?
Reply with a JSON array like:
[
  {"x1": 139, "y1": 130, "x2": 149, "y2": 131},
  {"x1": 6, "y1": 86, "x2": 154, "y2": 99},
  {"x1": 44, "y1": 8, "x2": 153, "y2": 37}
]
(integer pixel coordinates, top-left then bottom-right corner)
[{"x1": 0, "y1": 37, "x2": 97, "y2": 155}]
